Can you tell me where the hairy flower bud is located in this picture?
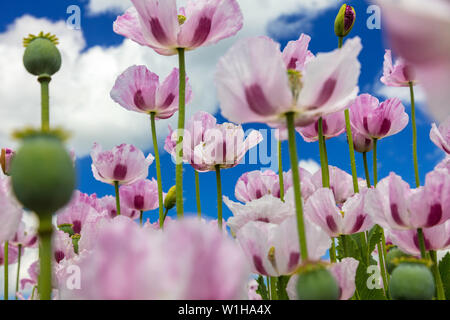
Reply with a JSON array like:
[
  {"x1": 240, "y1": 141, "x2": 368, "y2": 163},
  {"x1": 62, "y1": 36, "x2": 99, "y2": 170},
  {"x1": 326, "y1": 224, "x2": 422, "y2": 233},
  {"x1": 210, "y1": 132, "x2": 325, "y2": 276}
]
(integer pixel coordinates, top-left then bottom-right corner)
[{"x1": 335, "y1": 4, "x2": 356, "y2": 38}]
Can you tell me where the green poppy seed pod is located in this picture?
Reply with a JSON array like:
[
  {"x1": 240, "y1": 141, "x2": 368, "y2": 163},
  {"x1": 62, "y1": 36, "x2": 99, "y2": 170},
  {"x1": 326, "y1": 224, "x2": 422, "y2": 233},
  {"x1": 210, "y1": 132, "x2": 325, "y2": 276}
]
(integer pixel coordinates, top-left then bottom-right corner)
[
  {"x1": 335, "y1": 4, "x2": 356, "y2": 38},
  {"x1": 389, "y1": 262, "x2": 435, "y2": 300},
  {"x1": 10, "y1": 134, "x2": 76, "y2": 217},
  {"x1": 23, "y1": 32, "x2": 61, "y2": 77},
  {"x1": 164, "y1": 186, "x2": 177, "y2": 211},
  {"x1": 296, "y1": 266, "x2": 339, "y2": 300},
  {"x1": 386, "y1": 248, "x2": 411, "y2": 274}
]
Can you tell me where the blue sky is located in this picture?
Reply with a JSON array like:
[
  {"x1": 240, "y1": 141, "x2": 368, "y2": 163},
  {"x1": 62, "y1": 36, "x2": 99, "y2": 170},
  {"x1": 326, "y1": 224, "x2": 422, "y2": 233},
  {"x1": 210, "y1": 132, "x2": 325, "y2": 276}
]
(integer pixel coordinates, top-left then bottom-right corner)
[{"x1": 1, "y1": 0, "x2": 444, "y2": 225}]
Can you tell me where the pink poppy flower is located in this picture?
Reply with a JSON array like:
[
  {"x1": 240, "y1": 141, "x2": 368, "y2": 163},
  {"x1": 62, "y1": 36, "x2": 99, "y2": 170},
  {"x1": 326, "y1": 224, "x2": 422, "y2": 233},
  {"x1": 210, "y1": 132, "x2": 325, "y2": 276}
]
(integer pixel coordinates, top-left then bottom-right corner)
[
  {"x1": 297, "y1": 111, "x2": 346, "y2": 143},
  {"x1": 365, "y1": 171, "x2": 450, "y2": 230},
  {"x1": 247, "y1": 279, "x2": 262, "y2": 300},
  {"x1": 351, "y1": 127, "x2": 374, "y2": 153},
  {"x1": 165, "y1": 111, "x2": 217, "y2": 165},
  {"x1": 380, "y1": 50, "x2": 415, "y2": 87},
  {"x1": 56, "y1": 191, "x2": 105, "y2": 234},
  {"x1": 97, "y1": 195, "x2": 140, "y2": 220},
  {"x1": 287, "y1": 257, "x2": 359, "y2": 300},
  {"x1": 0, "y1": 176, "x2": 23, "y2": 243},
  {"x1": 310, "y1": 166, "x2": 355, "y2": 204},
  {"x1": 11, "y1": 222, "x2": 38, "y2": 249},
  {"x1": 349, "y1": 94, "x2": 409, "y2": 140},
  {"x1": 0, "y1": 242, "x2": 19, "y2": 265},
  {"x1": 191, "y1": 122, "x2": 262, "y2": 172},
  {"x1": 435, "y1": 156, "x2": 450, "y2": 172},
  {"x1": 375, "y1": 0, "x2": 450, "y2": 120},
  {"x1": 91, "y1": 143, "x2": 154, "y2": 186},
  {"x1": 53, "y1": 230, "x2": 75, "y2": 264},
  {"x1": 234, "y1": 170, "x2": 280, "y2": 203},
  {"x1": 236, "y1": 216, "x2": 330, "y2": 277},
  {"x1": 59, "y1": 217, "x2": 249, "y2": 300},
  {"x1": 1, "y1": 148, "x2": 15, "y2": 175},
  {"x1": 387, "y1": 220, "x2": 450, "y2": 256},
  {"x1": 224, "y1": 195, "x2": 294, "y2": 234},
  {"x1": 430, "y1": 117, "x2": 450, "y2": 154},
  {"x1": 113, "y1": 0, "x2": 243, "y2": 56},
  {"x1": 215, "y1": 36, "x2": 362, "y2": 127},
  {"x1": 282, "y1": 33, "x2": 315, "y2": 72},
  {"x1": 20, "y1": 261, "x2": 39, "y2": 291},
  {"x1": 305, "y1": 188, "x2": 374, "y2": 238},
  {"x1": 119, "y1": 179, "x2": 159, "y2": 211},
  {"x1": 283, "y1": 166, "x2": 316, "y2": 201},
  {"x1": 110, "y1": 66, "x2": 192, "y2": 119}
]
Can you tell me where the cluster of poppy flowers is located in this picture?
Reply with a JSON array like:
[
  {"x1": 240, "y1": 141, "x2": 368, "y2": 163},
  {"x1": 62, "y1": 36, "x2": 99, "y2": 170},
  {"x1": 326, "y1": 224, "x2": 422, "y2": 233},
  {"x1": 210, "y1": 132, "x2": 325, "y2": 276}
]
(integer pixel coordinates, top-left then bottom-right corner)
[{"x1": 1, "y1": 0, "x2": 449, "y2": 300}]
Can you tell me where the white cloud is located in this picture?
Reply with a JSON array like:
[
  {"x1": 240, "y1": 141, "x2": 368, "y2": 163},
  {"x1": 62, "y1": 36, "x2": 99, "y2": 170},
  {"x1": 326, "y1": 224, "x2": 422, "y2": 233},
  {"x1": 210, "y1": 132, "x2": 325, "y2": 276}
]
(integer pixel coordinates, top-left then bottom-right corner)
[
  {"x1": 0, "y1": 0, "x2": 342, "y2": 157},
  {"x1": 374, "y1": 82, "x2": 426, "y2": 105},
  {"x1": 299, "y1": 159, "x2": 320, "y2": 174}
]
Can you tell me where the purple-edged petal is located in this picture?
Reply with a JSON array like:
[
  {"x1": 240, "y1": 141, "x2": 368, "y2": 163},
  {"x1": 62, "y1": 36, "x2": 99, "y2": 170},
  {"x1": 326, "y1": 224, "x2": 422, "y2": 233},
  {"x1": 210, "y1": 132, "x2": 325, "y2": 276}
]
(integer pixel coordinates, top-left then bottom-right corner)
[
  {"x1": 113, "y1": 7, "x2": 149, "y2": 47},
  {"x1": 342, "y1": 192, "x2": 374, "y2": 235},
  {"x1": 178, "y1": 0, "x2": 243, "y2": 50},
  {"x1": 329, "y1": 257, "x2": 359, "y2": 300},
  {"x1": 297, "y1": 37, "x2": 362, "y2": 118},
  {"x1": 282, "y1": 33, "x2": 314, "y2": 71},
  {"x1": 131, "y1": 0, "x2": 179, "y2": 54},
  {"x1": 215, "y1": 36, "x2": 293, "y2": 125},
  {"x1": 305, "y1": 188, "x2": 343, "y2": 237},
  {"x1": 430, "y1": 117, "x2": 450, "y2": 154}
]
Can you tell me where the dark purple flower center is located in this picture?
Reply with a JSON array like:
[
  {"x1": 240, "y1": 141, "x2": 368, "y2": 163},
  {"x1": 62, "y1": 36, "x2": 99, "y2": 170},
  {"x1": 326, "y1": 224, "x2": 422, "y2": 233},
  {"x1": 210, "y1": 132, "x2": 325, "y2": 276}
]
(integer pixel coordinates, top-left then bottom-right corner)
[
  {"x1": 134, "y1": 195, "x2": 145, "y2": 210},
  {"x1": 73, "y1": 220, "x2": 82, "y2": 234},
  {"x1": 253, "y1": 255, "x2": 267, "y2": 275},
  {"x1": 134, "y1": 90, "x2": 147, "y2": 110},
  {"x1": 326, "y1": 215, "x2": 338, "y2": 233},
  {"x1": 113, "y1": 164, "x2": 128, "y2": 181},
  {"x1": 54, "y1": 251, "x2": 65, "y2": 264},
  {"x1": 287, "y1": 58, "x2": 298, "y2": 70},
  {"x1": 149, "y1": 18, "x2": 168, "y2": 44},
  {"x1": 426, "y1": 203, "x2": 442, "y2": 227},
  {"x1": 245, "y1": 84, "x2": 276, "y2": 116},
  {"x1": 191, "y1": 17, "x2": 212, "y2": 47}
]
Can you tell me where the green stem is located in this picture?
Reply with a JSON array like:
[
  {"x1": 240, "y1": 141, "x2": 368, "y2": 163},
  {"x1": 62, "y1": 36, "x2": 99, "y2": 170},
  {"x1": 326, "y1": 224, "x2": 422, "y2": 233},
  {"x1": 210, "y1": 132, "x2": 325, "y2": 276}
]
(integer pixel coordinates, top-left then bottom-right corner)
[
  {"x1": 318, "y1": 118, "x2": 330, "y2": 188},
  {"x1": 338, "y1": 36, "x2": 343, "y2": 49},
  {"x1": 15, "y1": 244, "x2": 22, "y2": 300},
  {"x1": 430, "y1": 250, "x2": 446, "y2": 300},
  {"x1": 38, "y1": 216, "x2": 53, "y2": 300},
  {"x1": 195, "y1": 170, "x2": 202, "y2": 217},
  {"x1": 140, "y1": 211, "x2": 144, "y2": 226},
  {"x1": 114, "y1": 181, "x2": 121, "y2": 216},
  {"x1": 38, "y1": 75, "x2": 51, "y2": 132},
  {"x1": 409, "y1": 82, "x2": 420, "y2": 187},
  {"x1": 4, "y1": 241, "x2": 8, "y2": 300},
  {"x1": 286, "y1": 112, "x2": 308, "y2": 261},
  {"x1": 278, "y1": 140, "x2": 284, "y2": 202},
  {"x1": 150, "y1": 113, "x2": 164, "y2": 229},
  {"x1": 345, "y1": 109, "x2": 360, "y2": 193},
  {"x1": 330, "y1": 238, "x2": 336, "y2": 263},
  {"x1": 267, "y1": 277, "x2": 271, "y2": 300},
  {"x1": 373, "y1": 139, "x2": 378, "y2": 187},
  {"x1": 162, "y1": 207, "x2": 169, "y2": 226},
  {"x1": 363, "y1": 152, "x2": 371, "y2": 188},
  {"x1": 215, "y1": 165, "x2": 223, "y2": 229},
  {"x1": 176, "y1": 48, "x2": 186, "y2": 218},
  {"x1": 340, "y1": 235, "x2": 348, "y2": 257},
  {"x1": 377, "y1": 241, "x2": 389, "y2": 298},
  {"x1": 270, "y1": 277, "x2": 278, "y2": 300},
  {"x1": 416, "y1": 228, "x2": 427, "y2": 259}
]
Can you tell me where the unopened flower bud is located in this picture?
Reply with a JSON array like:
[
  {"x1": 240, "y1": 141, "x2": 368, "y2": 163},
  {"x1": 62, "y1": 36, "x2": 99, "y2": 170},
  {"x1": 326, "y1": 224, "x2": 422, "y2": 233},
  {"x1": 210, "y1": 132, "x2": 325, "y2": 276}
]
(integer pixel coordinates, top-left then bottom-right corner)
[
  {"x1": 389, "y1": 261, "x2": 435, "y2": 300},
  {"x1": 164, "y1": 186, "x2": 177, "y2": 211},
  {"x1": 10, "y1": 133, "x2": 76, "y2": 217},
  {"x1": 335, "y1": 4, "x2": 356, "y2": 38},
  {"x1": 1, "y1": 148, "x2": 15, "y2": 175},
  {"x1": 23, "y1": 32, "x2": 61, "y2": 77}
]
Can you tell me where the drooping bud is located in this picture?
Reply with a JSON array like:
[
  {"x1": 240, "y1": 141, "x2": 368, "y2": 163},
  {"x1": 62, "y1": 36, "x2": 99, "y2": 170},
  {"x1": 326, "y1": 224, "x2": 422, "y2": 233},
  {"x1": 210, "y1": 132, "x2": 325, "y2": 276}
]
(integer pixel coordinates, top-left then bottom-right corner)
[
  {"x1": 164, "y1": 186, "x2": 177, "y2": 211},
  {"x1": 1, "y1": 148, "x2": 15, "y2": 175},
  {"x1": 10, "y1": 133, "x2": 76, "y2": 217},
  {"x1": 23, "y1": 32, "x2": 62, "y2": 77},
  {"x1": 334, "y1": 4, "x2": 356, "y2": 38}
]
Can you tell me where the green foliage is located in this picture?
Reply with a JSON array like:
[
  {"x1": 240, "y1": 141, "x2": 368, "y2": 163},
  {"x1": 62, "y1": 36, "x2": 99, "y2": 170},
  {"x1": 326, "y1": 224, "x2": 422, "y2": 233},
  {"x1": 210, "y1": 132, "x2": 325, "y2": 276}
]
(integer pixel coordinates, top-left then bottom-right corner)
[
  {"x1": 256, "y1": 276, "x2": 269, "y2": 301},
  {"x1": 439, "y1": 252, "x2": 450, "y2": 300},
  {"x1": 276, "y1": 276, "x2": 290, "y2": 300}
]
